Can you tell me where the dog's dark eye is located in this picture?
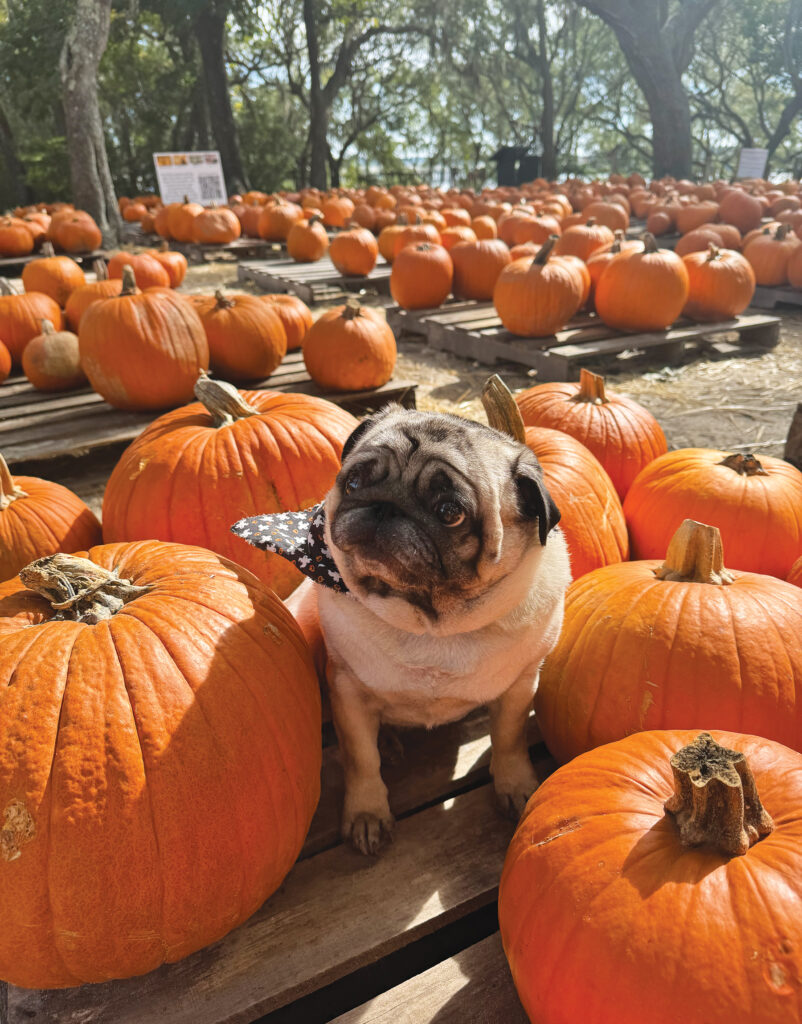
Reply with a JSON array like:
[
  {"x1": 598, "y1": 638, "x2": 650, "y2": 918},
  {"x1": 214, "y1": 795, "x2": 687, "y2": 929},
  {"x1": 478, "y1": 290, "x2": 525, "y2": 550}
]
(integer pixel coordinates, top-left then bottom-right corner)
[
  {"x1": 436, "y1": 501, "x2": 465, "y2": 526},
  {"x1": 344, "y1": 471, "x2": 362, "y2": 495}
]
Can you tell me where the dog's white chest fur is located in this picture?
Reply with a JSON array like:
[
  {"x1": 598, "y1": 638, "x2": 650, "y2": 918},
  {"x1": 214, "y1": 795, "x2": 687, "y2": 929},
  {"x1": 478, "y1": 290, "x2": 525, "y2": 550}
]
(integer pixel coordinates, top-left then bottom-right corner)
[{"x1": 318, "y1": 531, "x2": 570, "y2": 728}]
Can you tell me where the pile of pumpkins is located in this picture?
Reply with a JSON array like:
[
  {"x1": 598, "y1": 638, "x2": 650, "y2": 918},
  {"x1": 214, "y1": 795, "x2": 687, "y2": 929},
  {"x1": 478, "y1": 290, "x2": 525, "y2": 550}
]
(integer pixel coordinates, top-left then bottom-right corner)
[
  {"x1": 1, "y1": 348, "x2": 801, "y2": 1015},
  {"x1": 0, "y1": 241, "x2": 397, "y2": 402},
  {"x1": 0, "y1": 205, "x2": 104, "y2": 257}
]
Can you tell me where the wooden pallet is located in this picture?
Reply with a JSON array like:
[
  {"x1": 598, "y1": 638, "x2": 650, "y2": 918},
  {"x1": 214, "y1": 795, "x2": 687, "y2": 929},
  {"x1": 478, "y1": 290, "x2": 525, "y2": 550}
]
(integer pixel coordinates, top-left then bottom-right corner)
[
  {"x1": 387, "y1": 301, "x2": 781, "y2": 381},
  {"x1": 170, "y1": 237, "x2": 285, "y2": 264},
  {"x1": 0, "y1": 249, "x2": 108, "y2": 277},
  {"x1": 4, "y1": 709, "x2": 545, "y2": 1023},
  {"x1": 751, "y1": 284, "x2": 802, "y2": 310},
  {"x1": 0, "y1": 351, "x2": 416, "y2": 466},
  {"x1": 239, "y1": 255, "x2": 391, "y2": 305}
]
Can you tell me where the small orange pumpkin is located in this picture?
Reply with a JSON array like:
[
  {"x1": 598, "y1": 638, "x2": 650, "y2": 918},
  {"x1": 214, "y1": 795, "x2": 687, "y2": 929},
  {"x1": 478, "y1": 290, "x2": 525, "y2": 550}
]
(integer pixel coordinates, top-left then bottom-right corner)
[
  {"x1": 21, "y1": 242, "x2": 85, "y2": 306},
  {"x1": 493, "y1": 236, "x2": 584, "y2": 337},
  {"x1": 682, "y1": 245, "x2": 756, "y2": 321},
  {"x1": 329, "y1": 227, "x2": 379, "y2": 276},
  {"x1": 287, "y1": 216, "x2": 329, "y2": 262},
  {"x1": 197, "y1": 291, "x2": 287, "y2": 381},
  {"x1": 390, "y1": 242, "x2": 453, "y2": 309},
  {"x1": 21, "y1": 319, "x2": 86, "y2": 391},
  {"x1": 595, "y1": 232, "x2": 689, "y2": 331},
  {"x1": 303, "y1": 298, "x2": 396, "y2": 390}
]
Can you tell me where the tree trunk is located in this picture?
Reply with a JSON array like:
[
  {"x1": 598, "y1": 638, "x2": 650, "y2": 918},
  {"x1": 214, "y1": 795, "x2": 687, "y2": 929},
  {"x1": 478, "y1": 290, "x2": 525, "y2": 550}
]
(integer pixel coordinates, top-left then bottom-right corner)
[
  {"x1": 0, "y1": 101, "x2": 29, "y2": 206},
  {"x1": 574, "y1": 0, "x2": 720, "y2": 178},
  {"x1": 303, "y1": 0, "x2": 329, "y2": 189},
  {"x1": 59, "y1": 0, "x2": 120, "y2": 243},
  {"x1": 534, "y1": 0, "x2": 556, "y2": 179},
  {"x1": 194, "y1": 1, "x2": 249, "y2": 193}
]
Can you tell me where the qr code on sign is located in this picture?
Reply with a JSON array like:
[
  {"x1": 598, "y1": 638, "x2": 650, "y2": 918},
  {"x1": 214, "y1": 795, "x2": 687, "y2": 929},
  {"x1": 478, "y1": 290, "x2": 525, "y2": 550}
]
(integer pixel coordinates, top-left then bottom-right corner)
[{"x1": 198, "y1": 175, "x2": 224, "y2": 201}]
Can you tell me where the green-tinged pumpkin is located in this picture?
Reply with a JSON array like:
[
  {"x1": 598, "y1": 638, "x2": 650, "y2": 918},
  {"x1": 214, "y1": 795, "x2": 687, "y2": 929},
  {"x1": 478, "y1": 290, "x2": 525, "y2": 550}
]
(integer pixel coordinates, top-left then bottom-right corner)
[{"x1": 0, "y1": 541, "x2": 321, "y2": 987}]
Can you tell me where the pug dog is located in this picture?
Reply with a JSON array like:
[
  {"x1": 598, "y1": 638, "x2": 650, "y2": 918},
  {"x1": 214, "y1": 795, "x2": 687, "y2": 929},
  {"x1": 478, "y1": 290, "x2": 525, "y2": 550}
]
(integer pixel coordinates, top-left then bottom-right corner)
[{"x1": 318, "y1": 388, "x2": 571, "y2": 855}]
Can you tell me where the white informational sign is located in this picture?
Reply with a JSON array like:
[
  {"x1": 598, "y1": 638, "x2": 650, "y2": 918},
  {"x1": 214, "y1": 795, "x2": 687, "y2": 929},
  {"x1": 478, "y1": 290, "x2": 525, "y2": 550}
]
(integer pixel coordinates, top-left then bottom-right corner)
[
  {"x1": 152, "y1": 151, "x2": 228, "y2": 204},
  {"x1": 736, "y1": 148, "x2": 769, "y2": 180}
]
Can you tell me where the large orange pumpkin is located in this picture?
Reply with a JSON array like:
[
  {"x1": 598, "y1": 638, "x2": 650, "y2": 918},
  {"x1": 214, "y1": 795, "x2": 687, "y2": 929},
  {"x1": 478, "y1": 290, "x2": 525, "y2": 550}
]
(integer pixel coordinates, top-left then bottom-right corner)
[
  {"x1": 102, "y1": 375, "x2": 358, "y2": 597},
  {"x1": 537, "y1": 519, "x2": 802, "y2": 763},
  {"x1": 0, "y1": 292, "x2": 64, "y2": 364},
  {"x1": 302, "y1": 298, "x2": 397, "y2": 391},
  {"x1": 743, "y1": 223, "x2": 800, "y2": 285},
  {"x1": 718, "y1": 188, "x2": 764, "y2": 232},
  {"x1": 192, "y1": 207, "x2": 242, "y2": 245},
  {"x1": 49, "y1": 211, "x2": 102, "y2": 253},
  {"x1": 500, "y1": 728, "x2": 802, "y2": 1024},
  {"x1": 493, "y1": 237, "x2": 584, "y2": 337},
  {"x1": 0, "y1": 453, "x2": 101, "y2": 583},
  {"x1": 329, "y1": 227, "x2": 379, "y2": 276},
  {"x1": 682, "y1": 244, "x2": 755, "y2": 320},
  {"x1": 0, "y1": 340, "x2": 10, "y2": 384},
  {"x1": 79, "y1": 267, "x2": 209, "y2": 410},
  {"x1": 197, "y1": 290, "x2": 287, "y2": 381},
  {"x1": 0, "y1": 217, "x2": 34, "y2": 256},
  {"x1": 21, "y1": 242, "x2": 86, "y2": 306},
  {"x1": 624, "y1": 448, "x2": 802, "y2": 578},
  {"x1": 166, "y1": 198, "x2": 204, "y2": 242},
  {"x1": 390, "y1": 242, "x2": 453, "y2": 309},
  {"x1": 595, "y1": 232, "x2": 689, "y2": 331},
  {"x1": 516, "y1": 368, "x2": 667, "y2": 500},
  {"x1": 0, "y1": 541, "x2": 321, "y2": 987},
  {"x1": 146, "y1": 243, "x2": 188, "y2": 287},
  {"x1": 451, "y1": 239, "x2": 512, "y2": 300},
  {"x1": 286, "y1": 216, "x2": 329, "y2": 262},
  {"x1": 524, "y1": 425, "x2": 628, "y2": 579}
]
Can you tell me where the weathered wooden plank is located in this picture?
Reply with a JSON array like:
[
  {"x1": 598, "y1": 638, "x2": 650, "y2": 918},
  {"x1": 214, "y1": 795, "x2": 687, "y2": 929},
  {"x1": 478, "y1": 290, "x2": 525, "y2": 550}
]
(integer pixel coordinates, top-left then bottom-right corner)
[
  {"x1": 786, "y1": 402, "x2": 802, "y2": 471},
  {"x1": 751, "y1": 285, "x2": 802, "y2": 310},
  {"x1": 7, "y1": 780, "x2": 533, "y2": 1024},
  {"x1": 332, "y1": 933, "x2": 527, "y2": 1024}
]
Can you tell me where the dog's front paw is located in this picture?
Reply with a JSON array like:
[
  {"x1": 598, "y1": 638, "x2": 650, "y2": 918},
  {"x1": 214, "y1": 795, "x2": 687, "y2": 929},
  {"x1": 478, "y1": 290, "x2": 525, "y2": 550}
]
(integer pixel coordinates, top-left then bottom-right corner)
[
  {"x1": 492, "y1": 755, "x2": 538, "y2": 820},
  {"x1": 345, "y1": 810, "x2": 395, "y2": 855}
]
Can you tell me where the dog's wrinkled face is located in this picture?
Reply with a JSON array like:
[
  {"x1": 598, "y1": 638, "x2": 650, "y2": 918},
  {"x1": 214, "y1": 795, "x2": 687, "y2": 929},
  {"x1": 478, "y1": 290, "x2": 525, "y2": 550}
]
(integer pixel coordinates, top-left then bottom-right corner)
[{"x1": 325, "y1": 406, "x2": 560, "y2": 635}]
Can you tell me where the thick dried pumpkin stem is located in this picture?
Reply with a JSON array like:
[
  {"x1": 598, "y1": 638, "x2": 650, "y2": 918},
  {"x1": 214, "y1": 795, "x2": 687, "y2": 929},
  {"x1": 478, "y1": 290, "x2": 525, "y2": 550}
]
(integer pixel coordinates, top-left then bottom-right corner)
[
  {"x1": 482, "y1": 375, "x2": 526, "y2": 443},
  {"x1": 19, "y1": 553, "x2": 149, "y2": 624},
  {"x1": 39, "y1": 241, "x2": 56, "y2": 259},
  {"x1": 120, "y1": 265, "x2": 137, "y2": 295},
  {"x1": 194, "y1": 373, "x2": 259, "y2": 427},
  {"x1": 664, "y1": 732, "x2": 774, "y2": 857},
  {"x1": 342, "y1": 297, "x2": 362, "y2": 321},
  {"x1": 40, "y1": 319, "x2": 55, "y2": 336},
  {"x1": 655, "y1": 519, "x2": 735, "y2": 585},
  {"x1": 92, "y1": 258, "x2": 108, "y2": 280},
  {"x1": 574, "y1": 367, "x2": 607, "y2": 404},
  {"x1": 533, "y1": 236, "x2": 558, "y2": 265},
  {"x1": 0, "y1": 453, "x2": 27, "y2": 509},
  {"x1": 214, "y1": 289, "x2": 235, "y2": 310},
  {"x1": 719, "y1": 452, "x2": 769, "y2": 477},
  {"x1": 642, "y1": 232, "x2": 659, "y2": 254}
]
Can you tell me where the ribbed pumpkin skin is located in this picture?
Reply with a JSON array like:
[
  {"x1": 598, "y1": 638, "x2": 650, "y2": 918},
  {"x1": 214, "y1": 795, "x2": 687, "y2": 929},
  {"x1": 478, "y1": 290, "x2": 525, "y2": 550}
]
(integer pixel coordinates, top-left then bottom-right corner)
[
  {"x1": 493, "y1": 255, "x2": 583, "y2": 337},
  {"x1": 198, "y1": 294, "x2": 287, "y2": 381},
  {"x1": 21, "y1": 326, "x2": 86, "y2": 392},
  {"x1": 64, "y1": 279, "x2": 123, "y2": 330},
  {"x1": 0, "y1": 293, "x2": 64, "y2": 364},
  {"x1": 595, "y1": 243, "x2": 689, "y2": 331},
  {"x1": 0, "y1": 474, "x2": 101, "y2": 583},
  {"x1": 390, "y1": 243, "x2": 453, "y2": 309},
  {"x1": 624, "y1": 449, "x2": 802, "y2": 578},
  {"x1": 329, "y1": 227, "x2": 379, "y2": 276},
  {"x1": 790, "y1": 556, "x2": 802, "y2": 587},
  {"x1": 536, "y1": 561, "x2": 802, "y2": 763},
  {"x1": 261, "y1": 294, "x2": 313, "y2": 351},
  {"x1": 515, "y1": 379, "x2": 667, "y2": 499},
  {"x1": 107, "y1": 251, "x2": 171, "y2": 290},
  {"x1": 287, "y1": 219, "x2": 329, "y2": 262},
  {"x1": 79, "y1": 289, "x2": 209, "y2": 410},
  {"x1": 102, "y1": 391, "x2": 357, "y2": 597},
  {"x1": 682, "y1": 247, "x2": 755, "y2": 320},
  {"x1": 0, "y1": 341, "x2": 10, "y2": 383},
  {"x1": 147, "y1": 247, "x2": 187, "y2": 287},
  {"x1": 193, "y1": 208, "x2": 242, "y2": 245},
  {"x1": 0, "y1": 541, "x2": 321, "y2": 987},
  {"x1": 303, "y1": 304, "x2": 397, "y2": 390},
  {"x1": 21, "y1": 255, "x2": 85, "y2": 306},
  {"x1": 451, "y1": 239, "x2": 512, "y2": 300},
  {"x1": 500, "y1": 729, "x2": 802, "y2": 1024},
  {"x1": 524, "y1": 426, "x2": 627, "y2": 579}
]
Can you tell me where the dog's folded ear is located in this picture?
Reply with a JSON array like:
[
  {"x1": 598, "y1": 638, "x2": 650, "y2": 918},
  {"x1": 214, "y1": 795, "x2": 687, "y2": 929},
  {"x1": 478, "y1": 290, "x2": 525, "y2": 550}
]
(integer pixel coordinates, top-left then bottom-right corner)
[
  {"x1": 341, "y1": 417, "x2": 375, "y2": 464},
  {"x1": 515, "y1": 463, "x2": 560, "y2": 545}
]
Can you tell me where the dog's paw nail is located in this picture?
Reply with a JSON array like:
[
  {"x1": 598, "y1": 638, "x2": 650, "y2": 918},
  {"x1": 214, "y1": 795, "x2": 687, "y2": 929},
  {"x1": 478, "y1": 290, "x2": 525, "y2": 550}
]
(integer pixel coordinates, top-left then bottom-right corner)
[
  {"x1": 347, "y1": 812, "x2": 395, "y2": 856},
  {"x1": 494, "y1": 786, "x2": 535, "y2": 821}
]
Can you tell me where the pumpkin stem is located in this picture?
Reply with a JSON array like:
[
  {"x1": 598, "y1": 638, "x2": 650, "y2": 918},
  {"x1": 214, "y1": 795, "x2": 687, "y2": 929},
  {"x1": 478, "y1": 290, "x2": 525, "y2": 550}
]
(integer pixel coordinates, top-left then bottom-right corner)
[
  {"x1": 214, "y1": 289, "x2": 235, "y2": 310},
  {"x1": 533, "y1": 235, "x2": 558, "y2": 265},
  {"x1": 585, "y1": 217, "x2": 596, "y2": 227},
  {"x1": 481, "y1": 375, "x2": 526, "y2": 443},
  {"x1": 642, "y1": 232, "x2": 659, "y2": 254},
  {"x1": 0, "y1": 453, "x2": 27, "y2": 510},
  {"x1": 718, "y1": 453, "x2": 769, "y2": 477},
  {"x1": 707, "y1": 244, "x2": 721, "y2": 261},
  {"x1": 160, "y1": 240, "x2": 169, "y2": 252},
  {"x1": 342, "y1": 297, "x2": 362, "y2": 321},
  {"x1": 18, "y1": 553, "x2": 149, "y2": 624},
  {"x1": 92, "y1": 258, "x2": 108, "y2": 280},
  {"x1": 574, "y1": 367, "x2": 608, "y2": 404},
  {"x1": 120, "y1": 265, "x2": 137, "y2": 295},
  {"x1": 655, "y1": 519, "x2": 734, "y2": 585},
  {"x1": 39, "y1": 241, "x2": 56, "y2": 259},
  {"x1": 40, "y1": 319, "x2": 55, "y2": 336},
  {"x1": 194, "y1": 373, "x2": 259, "y2": 428},
  {"x1": 776, "y1": 223, "x2": 792, "y2": 240},
  {"x1": 664, "y1": 732, "x2": 774, "y2": 857}
]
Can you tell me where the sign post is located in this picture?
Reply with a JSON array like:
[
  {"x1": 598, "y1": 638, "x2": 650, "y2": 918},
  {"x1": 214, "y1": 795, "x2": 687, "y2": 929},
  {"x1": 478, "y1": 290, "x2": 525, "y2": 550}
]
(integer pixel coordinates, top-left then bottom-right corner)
[
  {"x1": 152, "y1": 151, "x2": 228, "y2": 204},
  {"x1": 735, "y1": 148, "x2": 769, "y2": 180}
]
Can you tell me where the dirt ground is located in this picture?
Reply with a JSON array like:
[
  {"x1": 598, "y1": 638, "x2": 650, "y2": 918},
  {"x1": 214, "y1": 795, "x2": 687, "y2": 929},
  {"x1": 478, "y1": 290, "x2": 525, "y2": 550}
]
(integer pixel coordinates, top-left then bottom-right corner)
[{"x1": 183, "y1": 261, "x2": 802, "y2": 459}]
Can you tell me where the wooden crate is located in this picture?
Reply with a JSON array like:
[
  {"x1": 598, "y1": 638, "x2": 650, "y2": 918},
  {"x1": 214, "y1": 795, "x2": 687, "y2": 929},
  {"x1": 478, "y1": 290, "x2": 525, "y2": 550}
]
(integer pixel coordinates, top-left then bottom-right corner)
[
  {"x1": 0, "y1": 350, "x2": 416, "y2": 466},
  {"x1": 238, "y1": 255, "x2": 391, "y2": 305},
  {"x1": 4, "y1": 709, "x2": 546, "y2": 1023},
  {"x1": 751, "y1": 285, "x2": 802, "y2": 310},
  {"x1": 387, "y1": 301, "x2": 781, "y2": 381}
]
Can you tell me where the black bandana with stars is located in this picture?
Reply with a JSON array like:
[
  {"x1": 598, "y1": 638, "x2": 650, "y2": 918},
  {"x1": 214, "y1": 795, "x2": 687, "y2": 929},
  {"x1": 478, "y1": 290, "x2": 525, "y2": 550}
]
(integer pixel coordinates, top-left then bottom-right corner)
[{"x1": 231, "y1": 502, "x2": 349, "y2": 594}]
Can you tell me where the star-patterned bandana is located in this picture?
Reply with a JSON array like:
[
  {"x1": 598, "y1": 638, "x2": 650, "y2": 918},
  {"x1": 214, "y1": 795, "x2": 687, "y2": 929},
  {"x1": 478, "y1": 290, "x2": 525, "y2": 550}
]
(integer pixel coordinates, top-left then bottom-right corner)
[{"x1": 230, "y1": 502, "x2": 349, "y2": 593}]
